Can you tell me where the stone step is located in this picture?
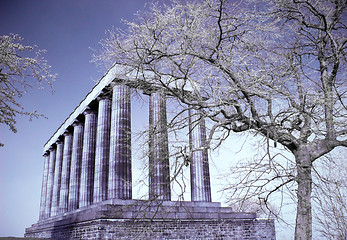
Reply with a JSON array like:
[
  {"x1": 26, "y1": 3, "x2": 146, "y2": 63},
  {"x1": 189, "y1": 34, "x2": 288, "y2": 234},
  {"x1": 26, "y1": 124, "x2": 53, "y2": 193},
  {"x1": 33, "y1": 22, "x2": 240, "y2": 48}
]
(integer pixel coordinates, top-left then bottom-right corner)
[{"x1": 28, "y1": 200, "x2": 256, "y2": 231}]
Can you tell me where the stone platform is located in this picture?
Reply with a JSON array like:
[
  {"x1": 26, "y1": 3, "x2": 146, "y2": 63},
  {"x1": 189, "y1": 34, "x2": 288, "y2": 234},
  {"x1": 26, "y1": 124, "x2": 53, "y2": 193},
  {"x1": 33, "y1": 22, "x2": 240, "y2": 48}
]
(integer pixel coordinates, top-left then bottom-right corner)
[{"x1": 25, "y1": 200, "x2": 275, "y2": 239}]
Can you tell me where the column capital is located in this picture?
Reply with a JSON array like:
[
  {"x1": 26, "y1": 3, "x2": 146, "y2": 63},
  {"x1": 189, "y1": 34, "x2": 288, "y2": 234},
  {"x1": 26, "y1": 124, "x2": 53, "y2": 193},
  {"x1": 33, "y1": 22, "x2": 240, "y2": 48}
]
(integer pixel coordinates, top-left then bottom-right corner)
[
  {"x1": 72, "y1": 120, "x2": 82, "y2": 127},
  {"x1": 109, "y1": 79, "x2": 125, "y2": 87},
  {"x1": 143, "y1": 86, "x2": 164, "y2": 96},
  {"x1": 56, "y1": 139, "x2": 63, "y2": 145},
  {"x1": 97, "y1": 94, "x2": 111, "y2": 101},
  {"x1": 43, "y1": 151, "x2": 50, "y2": 157},
  {"x1": 63, "y1": 130, "x2": 72, "y2": 137},
  {"x1": 83, "y1": 107, "x2": 96, "y2": 116},
  {"x1": 49, "y1": 146, "x2": 56, "y2": 151}
]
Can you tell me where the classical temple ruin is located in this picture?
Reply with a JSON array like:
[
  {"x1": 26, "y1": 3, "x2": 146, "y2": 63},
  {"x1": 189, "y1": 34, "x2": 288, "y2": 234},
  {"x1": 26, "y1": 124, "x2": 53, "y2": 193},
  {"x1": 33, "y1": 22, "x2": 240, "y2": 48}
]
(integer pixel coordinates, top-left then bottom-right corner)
[{"x1": 25, "y1": 66, "x2": 276, "y2": 239}]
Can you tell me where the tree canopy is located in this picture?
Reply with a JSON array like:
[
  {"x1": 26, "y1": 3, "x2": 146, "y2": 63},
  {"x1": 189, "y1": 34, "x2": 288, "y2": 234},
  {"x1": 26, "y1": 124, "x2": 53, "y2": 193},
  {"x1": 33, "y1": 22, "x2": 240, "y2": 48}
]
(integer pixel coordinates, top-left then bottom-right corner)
[{"x1": 94, "y1": 0, "x2": 346, "y2": 239}]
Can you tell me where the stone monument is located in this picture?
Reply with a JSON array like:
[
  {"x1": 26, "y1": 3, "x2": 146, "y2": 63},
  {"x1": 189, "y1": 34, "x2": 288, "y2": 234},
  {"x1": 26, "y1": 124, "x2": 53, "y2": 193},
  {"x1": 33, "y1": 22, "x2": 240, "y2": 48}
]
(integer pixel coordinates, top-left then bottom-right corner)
[{"x1": 25, "y1": 65, "x2": 276, "y2": 239}]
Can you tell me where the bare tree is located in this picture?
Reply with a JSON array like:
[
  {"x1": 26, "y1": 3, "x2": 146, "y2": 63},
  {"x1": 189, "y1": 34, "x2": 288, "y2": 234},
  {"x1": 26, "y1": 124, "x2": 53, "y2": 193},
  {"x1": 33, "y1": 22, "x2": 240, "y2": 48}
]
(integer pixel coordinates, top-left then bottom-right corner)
[
  {"x1": 0, "y1": 34, "x2": 56, "y2": 145},
  {"x1": 94, "y1": 0, "x2": 347, "y2": 239},
  {"x1": 312, "y1": 149, "x2": 347, "y2": 240},
  {"x1": 221, "y1": 138, "x2": 297, "y2": 226}
]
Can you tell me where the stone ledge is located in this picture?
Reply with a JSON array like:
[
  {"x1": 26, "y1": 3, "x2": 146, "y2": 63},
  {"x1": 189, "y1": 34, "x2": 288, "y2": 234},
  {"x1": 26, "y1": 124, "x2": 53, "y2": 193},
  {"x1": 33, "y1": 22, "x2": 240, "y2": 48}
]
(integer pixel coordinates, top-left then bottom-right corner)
[{"x1": 26, "y1": 200, "x2": 256, "y2": 233}]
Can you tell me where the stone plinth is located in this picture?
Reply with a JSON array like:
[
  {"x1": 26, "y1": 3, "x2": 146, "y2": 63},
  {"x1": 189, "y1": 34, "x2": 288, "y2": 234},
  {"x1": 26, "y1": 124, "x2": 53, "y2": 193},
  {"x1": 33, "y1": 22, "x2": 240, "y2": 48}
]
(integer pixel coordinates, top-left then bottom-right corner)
[{"x1": 25, "y1": 200, "x2": 275, "y2": 240}]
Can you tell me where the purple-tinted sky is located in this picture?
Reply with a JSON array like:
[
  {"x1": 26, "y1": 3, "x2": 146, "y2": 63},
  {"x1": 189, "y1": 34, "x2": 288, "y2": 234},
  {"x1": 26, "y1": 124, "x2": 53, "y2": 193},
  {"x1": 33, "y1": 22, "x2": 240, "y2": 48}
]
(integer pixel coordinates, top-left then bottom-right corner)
[{"x1": 0, "y1": 0, "x2": 162, "y2": 236}]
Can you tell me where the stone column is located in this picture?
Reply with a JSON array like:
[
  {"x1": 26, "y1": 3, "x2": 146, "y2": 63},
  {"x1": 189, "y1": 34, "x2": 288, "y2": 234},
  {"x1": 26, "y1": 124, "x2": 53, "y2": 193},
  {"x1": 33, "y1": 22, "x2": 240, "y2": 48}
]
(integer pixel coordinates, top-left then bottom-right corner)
[
  {"x1": 51, "y1": 139, "x2": 64, "y2": 216},
  {"x1": 80, "y1": 108, "x2": 97, "y2": 207},
  {"x1": 59, "y1": 130, "x2": 73, "y2": 213},
  {"x1": 188, "y1": 108, "x2": 212, "y2": 202},
  {"x1": 68, "y1": 120, "x2": 84, "y2": 211},
  {"x1": 39, "y1": 152, "x2": 49, "y2": 220},
  {"x1": 108, "y1": 83, "x2": 132, "y2": 199},
  {"x1": 148, "y1": 91, "x2": 171, "y2": 201},
  {"x1": 45, "y1": 146, "x2": 56, "y2": 218},
  {"x1": 94, "y1": 95, "x2": 111, "y2": 202}
]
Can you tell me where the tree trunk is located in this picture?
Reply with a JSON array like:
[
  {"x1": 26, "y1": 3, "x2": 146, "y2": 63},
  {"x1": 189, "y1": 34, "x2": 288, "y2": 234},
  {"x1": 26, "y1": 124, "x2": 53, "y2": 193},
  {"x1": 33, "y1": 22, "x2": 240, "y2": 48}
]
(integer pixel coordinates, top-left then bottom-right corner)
[{"x1": 294, "y1": 150, "x2": 313, "y2": 240}]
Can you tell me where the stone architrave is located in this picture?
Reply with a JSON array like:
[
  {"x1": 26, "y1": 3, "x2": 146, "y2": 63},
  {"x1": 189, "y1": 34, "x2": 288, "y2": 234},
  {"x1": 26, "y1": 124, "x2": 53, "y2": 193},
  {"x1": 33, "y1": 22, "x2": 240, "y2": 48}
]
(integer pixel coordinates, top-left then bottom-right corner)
[
  {"x1": 39, "y1": 152, "x2": 50, "y2": 220},
  {"x1": 68, "y1": 120, "x2": 84, "y2": 211},
  {"x1": 149, "y1": 91, "x2": 171, "y2": 201},
  {"x1": 51, "y1": 140, "x2": 64, "y2": 216},
  {"x1": 80, "y1": 108, "x2": 97, "y2": 207},
  {"x1": 94, "y1": 95, "x2": 111, "y2": 202},
  {"x1": 59, "y1": 130, "x2": 73, "y2": 213},
  {"x1": 45, "y1": 146, "x2": 56, "y2": 218},
  {"x1": 108, "y1": 83, "x2": 132, "y2": 200},
  {"x1": 188, "y1": 108, "x2": 212, "y2": 202}
]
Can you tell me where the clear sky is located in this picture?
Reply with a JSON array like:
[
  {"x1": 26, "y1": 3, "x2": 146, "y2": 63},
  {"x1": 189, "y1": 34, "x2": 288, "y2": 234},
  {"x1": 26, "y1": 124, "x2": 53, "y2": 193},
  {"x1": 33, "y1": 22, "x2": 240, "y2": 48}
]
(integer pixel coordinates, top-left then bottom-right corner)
[{"x1": 0, "y1": 0, "x2": 296, "y2": 238}]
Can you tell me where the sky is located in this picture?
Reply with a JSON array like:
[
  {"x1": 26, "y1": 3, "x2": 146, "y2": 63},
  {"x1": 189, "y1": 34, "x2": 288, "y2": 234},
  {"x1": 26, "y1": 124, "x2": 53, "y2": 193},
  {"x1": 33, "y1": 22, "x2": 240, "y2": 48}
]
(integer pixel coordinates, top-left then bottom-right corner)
[{"x1": 0, "y1": 0, "x2": 297, "y2": 238}]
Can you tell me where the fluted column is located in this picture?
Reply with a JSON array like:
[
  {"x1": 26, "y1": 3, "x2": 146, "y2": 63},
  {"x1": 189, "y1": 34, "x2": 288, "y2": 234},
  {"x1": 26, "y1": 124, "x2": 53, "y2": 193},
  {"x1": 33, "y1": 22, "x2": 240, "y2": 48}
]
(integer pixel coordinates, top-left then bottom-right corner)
[
  {"x1": 108, "y1": 83, "x2": 132, "y2": 199},
  {"x1": 68, "y1": 120, "x2": 84, "y2": 211},
  {"x1": 45, "y1": 146, "x2": 56, "y2": 218},
  {"x1": 59, "y1": 130, "x2": 73, "y2": 213},
  {"x1": 80, "y1": 108, "x2": 97, "y2": 207},
  {"x1": 94, "y1": 95, "x2": 111, "y2": 202},
  {"x1": 51, "y1": 139, "x2": 64, "y2": 215},
  {"x1": 149, "y1": 91, "x2": 171, "y2": 201},
  {"x1": 189, "y1": 108, "x2": 211, "y2": 202},
  {"x1": 39, "y1": 152, "x2": 49, "y2": 220}
]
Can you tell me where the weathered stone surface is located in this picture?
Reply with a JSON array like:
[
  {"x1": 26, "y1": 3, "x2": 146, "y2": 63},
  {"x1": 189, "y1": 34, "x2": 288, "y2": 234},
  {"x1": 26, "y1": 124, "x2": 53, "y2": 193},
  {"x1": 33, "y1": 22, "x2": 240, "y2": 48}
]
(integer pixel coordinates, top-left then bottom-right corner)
[
  {"x1": 108, "y1": 83, "x2": 132, "y2": 200},
  {"x1": 149, "y1": 91, "x2": 171, "y2": 201},
  {"x1": 45, "y1": 147, "x2": 56, "y2": 218},
  {"x1": 25, "y1": 200, "x2": 275, "y2": 240},
  {"x1": 59, "y1": 131, "x2": 73, "y2": 214},
  {"x1": 51, "y1": 140, "x2": 64, "y2": 216},
  {"x1": 27, "y1": 219, "x2": 276, "y2": 240},
  {"x1": 39, "y1": 152, "x2": 49, "y2": 220},
  {"x1": 80, "y1": 108, "x2": 97, "y2": 207},
  {"x1": 94, "y1": 95, "x2": 111, "y2": 203},
  {"x1": 68, "y1": 121, "x2": 84, "y2": 211},
  {"x1": 189, "y1": 107, "x2": 212, "y2": 202}
]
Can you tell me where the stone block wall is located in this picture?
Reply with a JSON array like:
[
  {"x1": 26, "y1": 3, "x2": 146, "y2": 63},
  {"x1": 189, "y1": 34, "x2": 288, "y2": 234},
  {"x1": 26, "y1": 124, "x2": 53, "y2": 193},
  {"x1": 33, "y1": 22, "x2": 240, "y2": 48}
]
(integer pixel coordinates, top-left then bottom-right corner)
[
  {"x1": 26, "y1": 200, "x2": 275, "y2": 240},
  {"x1": 27, "y1": 218, "x2": 275, "y2": 240}
]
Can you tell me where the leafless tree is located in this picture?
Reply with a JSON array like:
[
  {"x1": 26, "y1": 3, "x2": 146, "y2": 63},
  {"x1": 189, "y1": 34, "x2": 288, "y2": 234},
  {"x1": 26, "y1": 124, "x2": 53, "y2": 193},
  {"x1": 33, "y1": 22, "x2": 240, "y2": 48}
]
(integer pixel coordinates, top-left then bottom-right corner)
[
  {"x1": 94, "y1": 0, "x2": 347, "y2": 239},
  {"x1": 0, "y1": 34, "x2": 55, "y2": 146},
  {"x1": 220, "y1": 137, "x2": 297, "y2": 226},
  {"x1": 312, "y1": 149, "x2": 347, "y2": 240}
]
